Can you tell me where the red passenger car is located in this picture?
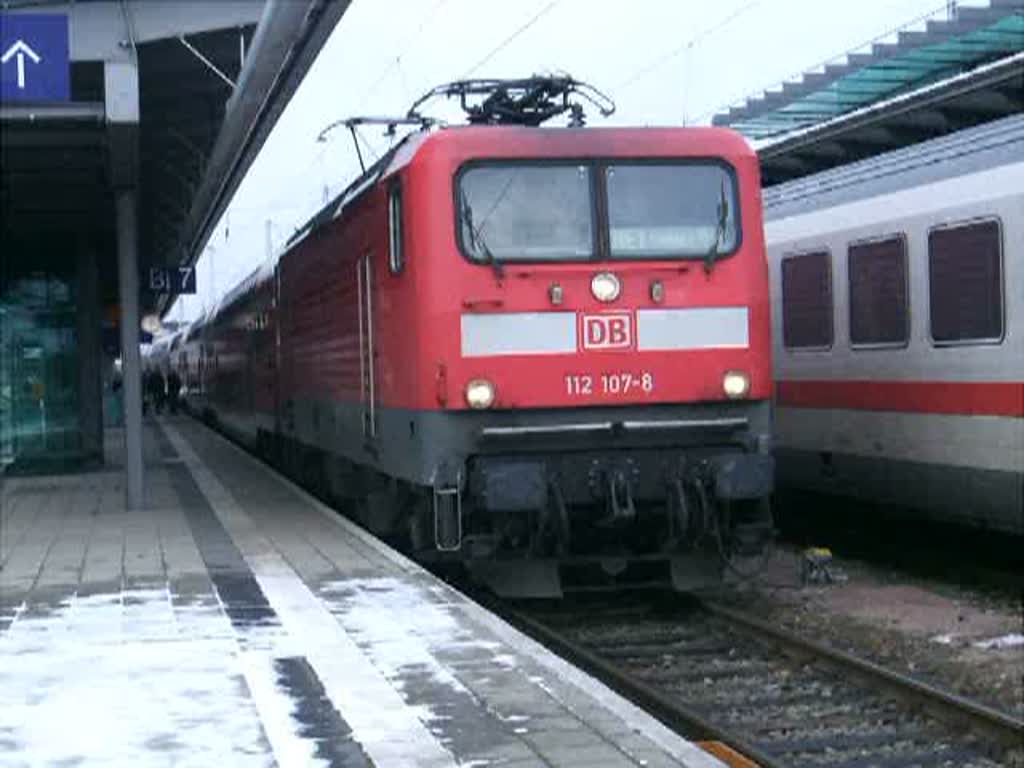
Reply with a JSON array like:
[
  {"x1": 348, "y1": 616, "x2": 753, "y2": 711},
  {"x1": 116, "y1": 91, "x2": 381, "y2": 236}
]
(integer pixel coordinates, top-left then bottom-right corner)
[{"x1": 184, "y1": 79, "x2": 774, "y2": 595}]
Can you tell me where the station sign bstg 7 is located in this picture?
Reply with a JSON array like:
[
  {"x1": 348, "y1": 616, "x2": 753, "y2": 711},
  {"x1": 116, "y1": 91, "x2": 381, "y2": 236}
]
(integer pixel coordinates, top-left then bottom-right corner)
[
  {"x1": 149, "y1": 266, "x2": 198, "y2": 295},
  {"x1": 0, "y1": 14, "x2": 69, "y2": 102}
]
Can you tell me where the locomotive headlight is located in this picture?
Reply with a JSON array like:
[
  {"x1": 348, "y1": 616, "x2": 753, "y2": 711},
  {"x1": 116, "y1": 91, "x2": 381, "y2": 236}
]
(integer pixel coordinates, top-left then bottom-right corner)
[
  {"x1": 591, "y1": 272, "x2": 621, "y2": 302},
  {"x1": 465, "y1": 379, "x2": 496, "y2": 409},
  {"x1": 722, "y1": 370, "x2": 751, "y2": 399}
]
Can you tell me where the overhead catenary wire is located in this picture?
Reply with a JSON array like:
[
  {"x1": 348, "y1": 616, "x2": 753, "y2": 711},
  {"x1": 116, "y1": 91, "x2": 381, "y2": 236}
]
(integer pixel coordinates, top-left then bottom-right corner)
[
  {"x1": 461, "y1": 0, "x2": 562, "y2": 78},
  {"x1": 355, "y1": 0, "x2": 454, "y2": 110},
  {"x1": 179, "y1": 0, "x2": 574, "y2": 323},
  {"x1": 257, "y1": 0, "x2": 454, "y2": 230},
  {"x1": 614, "y1": 0, "x2": 762, "y2": 92},
  {"x1": 299, "y1": 0, "x2": 457, "y2": 211}
]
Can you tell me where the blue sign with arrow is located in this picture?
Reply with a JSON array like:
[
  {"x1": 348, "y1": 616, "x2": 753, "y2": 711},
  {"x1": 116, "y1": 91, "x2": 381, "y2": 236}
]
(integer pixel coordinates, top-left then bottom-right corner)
[{"x1": 0, "y1": 14, "x2": 70, "y2": 102}]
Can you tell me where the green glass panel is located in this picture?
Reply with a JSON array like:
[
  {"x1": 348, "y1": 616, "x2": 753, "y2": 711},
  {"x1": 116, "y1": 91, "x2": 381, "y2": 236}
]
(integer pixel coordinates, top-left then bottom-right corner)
[{"x1": 0, "y1": 267, "x2": 82, "y2": 470}]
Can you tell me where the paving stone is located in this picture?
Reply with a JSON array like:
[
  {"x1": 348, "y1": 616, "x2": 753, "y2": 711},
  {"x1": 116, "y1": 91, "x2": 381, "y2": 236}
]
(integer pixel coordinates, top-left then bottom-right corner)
[
  {"x1": 1, "y1": 419, "x2": 718, "y2": 768},
  {"x1": 537, "y1": 742, "x2": 639, "y2": 767}
]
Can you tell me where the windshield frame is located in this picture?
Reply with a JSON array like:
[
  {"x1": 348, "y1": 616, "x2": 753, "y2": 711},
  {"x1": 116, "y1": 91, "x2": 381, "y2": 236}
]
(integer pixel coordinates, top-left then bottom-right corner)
[{"x1": 453, "y1": 156, "x2": 743, "y2": 266}]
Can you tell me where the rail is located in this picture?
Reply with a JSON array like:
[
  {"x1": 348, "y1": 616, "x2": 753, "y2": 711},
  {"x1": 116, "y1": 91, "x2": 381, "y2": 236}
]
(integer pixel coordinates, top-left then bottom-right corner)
[{"x1": 495, "y1": 594, "x2": 1022, "y2": 768}]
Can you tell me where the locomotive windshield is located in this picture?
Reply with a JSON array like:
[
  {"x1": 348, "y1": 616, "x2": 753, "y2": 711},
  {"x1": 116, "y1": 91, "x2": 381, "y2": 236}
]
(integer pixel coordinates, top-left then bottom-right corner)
[
  {"x1": 458, "y1": 164, "x2": 594, "y2": 262},
  {"x1": 457, "y1": 161, "x2": 739, "y2": 263},
  {"x1": 606, "y1": 163, "x2": 738, "y2": 259}
]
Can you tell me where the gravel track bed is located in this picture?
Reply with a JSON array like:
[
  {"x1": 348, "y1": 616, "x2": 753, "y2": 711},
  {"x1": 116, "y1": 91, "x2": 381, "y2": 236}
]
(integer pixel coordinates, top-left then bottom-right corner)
[{"x1": 519, "y1": 599, "x2": 1015, "y2": 768}]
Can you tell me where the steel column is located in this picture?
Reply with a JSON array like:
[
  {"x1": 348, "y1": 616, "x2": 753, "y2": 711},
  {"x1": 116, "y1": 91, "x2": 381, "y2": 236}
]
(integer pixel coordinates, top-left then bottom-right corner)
[{"x1": 116, "y1": 190, "x2": 144, "y2": 508}]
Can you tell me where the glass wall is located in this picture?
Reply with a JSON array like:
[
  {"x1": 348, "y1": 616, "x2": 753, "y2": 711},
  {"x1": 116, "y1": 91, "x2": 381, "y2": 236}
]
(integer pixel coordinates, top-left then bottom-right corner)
[{"x1": 0, "y1": 262, "x2": 82, "y2": 470}]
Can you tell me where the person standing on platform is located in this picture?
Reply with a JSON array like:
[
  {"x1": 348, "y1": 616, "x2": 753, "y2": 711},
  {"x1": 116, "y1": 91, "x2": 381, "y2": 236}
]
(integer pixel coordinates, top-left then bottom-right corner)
[
  {"x1": 142, "y1": 368, "x2": 152, "y2": 416},
  {"x1": 148, "y1": 368, "x2": 166, "y2": 415},
  {"x1": 166, "y1": 368, "x2": 182, "y2": 414}
]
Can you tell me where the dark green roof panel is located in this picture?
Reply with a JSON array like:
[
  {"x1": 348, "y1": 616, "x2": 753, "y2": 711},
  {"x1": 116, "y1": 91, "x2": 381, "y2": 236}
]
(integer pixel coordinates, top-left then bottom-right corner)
[{"x1": 713, "y1": 3, "x2": 1023, "y2": 139}]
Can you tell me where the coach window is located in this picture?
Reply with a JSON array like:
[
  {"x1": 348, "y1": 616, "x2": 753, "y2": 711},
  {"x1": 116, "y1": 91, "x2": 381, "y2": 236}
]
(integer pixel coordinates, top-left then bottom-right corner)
[
  {"x1": 781, "y1": 251, "x2": 833, "y2": 350},
  {"x1": 388, "y1": 184, "x2": 403, "y2": 273},
  {"x1": 848, "y1": 235, "x2": 908, "y2": 347},
  {"x1": 928, "y1": 219, "x2": 1003, "y2": 345}
]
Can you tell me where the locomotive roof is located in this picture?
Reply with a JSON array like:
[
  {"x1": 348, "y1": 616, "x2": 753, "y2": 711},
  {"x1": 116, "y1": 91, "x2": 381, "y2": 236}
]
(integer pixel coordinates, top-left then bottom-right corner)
[
  {"x1": 186, "y1": 310, "x2": 210, "y2": 340},
  {"x1": 209, "y1": 261, "x2": 275, "y2": 324},
  {"x1": 193, "y1": 123, "x2": 756, "y2": 337},
  {"x1": 284, "y1": 124, "x2": 754, "y2": 253},
  {"x1": 285, "y1": 131, "x2": 428, "y2": 253}
]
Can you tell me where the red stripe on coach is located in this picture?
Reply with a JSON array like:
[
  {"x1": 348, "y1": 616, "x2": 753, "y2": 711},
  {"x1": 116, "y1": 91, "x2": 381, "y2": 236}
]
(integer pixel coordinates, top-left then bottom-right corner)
[{"x1": 776, "y1": 380, "x2": 1024, "y2": 417}]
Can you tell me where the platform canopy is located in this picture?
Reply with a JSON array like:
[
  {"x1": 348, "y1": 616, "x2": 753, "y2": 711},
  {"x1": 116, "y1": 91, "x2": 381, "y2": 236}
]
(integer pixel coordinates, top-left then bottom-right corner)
[
  {"x1": 1, "y1": 1, "x2": 350, "y2": 502},
  {"x1": 1, "y1": 0, "x2": 350, "y2": 318},
  {"x1": 713, "y1": 1, "x2": 1023, "y2": 142}
]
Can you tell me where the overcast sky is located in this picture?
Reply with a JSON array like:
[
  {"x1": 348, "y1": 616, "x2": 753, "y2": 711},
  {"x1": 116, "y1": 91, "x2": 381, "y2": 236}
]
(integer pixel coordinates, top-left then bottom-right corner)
[{"x1": 168, "y1": 0, "x2": 974, "y2": 324}]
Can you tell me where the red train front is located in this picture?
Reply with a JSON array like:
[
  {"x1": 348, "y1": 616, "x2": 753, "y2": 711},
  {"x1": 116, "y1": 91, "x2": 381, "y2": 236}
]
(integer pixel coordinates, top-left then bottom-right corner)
[{"x1": 184, "y1": 80, "x2": 774, "y2": 595}]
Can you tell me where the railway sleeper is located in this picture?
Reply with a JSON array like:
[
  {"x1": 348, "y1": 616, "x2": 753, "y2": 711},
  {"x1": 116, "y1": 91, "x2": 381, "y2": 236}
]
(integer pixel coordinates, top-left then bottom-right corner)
[
  {"x1": 760, "y1": 724, "x2": 943, "y2": 756},
  {"x1": 818, "y1": 745, "x2": 999, "y2": 768},
  {"x1": 696, "y1": 685, "x2": 873, "y2": 714},
  {"x1": 724, "y1": 699, "x2": 905, "y2": 729},
  {"x1": 588, "y1": 640, "x2": 736, "y2": 659},
  {"x1": 627, "y1": 659, "x2": 776, "y2": 684}
]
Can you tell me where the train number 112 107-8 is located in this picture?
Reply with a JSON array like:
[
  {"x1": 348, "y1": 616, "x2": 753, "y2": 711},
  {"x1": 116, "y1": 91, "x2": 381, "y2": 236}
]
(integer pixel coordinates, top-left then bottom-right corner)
[{"x1": 565, "y1": 372, "x2": 654, "y2": 396}]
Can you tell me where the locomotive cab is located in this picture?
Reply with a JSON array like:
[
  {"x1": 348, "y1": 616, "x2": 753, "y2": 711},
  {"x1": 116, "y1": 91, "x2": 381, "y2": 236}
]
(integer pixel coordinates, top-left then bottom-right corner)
[{"x1": 394, "y1": 123, "x2": 775, "y2": 594}]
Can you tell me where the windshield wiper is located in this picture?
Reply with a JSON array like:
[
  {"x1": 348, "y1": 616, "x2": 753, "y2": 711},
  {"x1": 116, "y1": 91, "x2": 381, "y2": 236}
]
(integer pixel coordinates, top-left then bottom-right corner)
[
  {"x1": 703, "y1": 180, "x2": 730, "y2": 275},
  {"x1": 478, "y1": 234, "x2": 504, "y2": 280},
  {"x1": 460, "y1": 190, "x2": 504, "y2": 280}
]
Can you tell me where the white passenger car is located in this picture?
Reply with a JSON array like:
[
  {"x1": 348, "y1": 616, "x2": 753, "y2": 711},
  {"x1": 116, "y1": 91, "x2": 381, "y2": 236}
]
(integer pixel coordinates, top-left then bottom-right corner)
[{"x1": 765, "y1": 115, "x2": 1023, "y2": 533}]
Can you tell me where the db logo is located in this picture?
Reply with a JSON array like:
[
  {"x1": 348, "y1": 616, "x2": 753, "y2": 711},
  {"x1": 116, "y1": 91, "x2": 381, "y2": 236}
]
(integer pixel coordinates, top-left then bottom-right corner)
[{"x1": 581, "y1": 313, "x2": 633, "y2": 350}]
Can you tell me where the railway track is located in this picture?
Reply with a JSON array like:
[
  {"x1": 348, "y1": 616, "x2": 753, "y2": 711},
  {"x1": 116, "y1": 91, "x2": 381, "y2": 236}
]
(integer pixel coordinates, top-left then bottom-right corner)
[{"x1": 499, "y1": 594, "x2": 1023, "y2": 768}]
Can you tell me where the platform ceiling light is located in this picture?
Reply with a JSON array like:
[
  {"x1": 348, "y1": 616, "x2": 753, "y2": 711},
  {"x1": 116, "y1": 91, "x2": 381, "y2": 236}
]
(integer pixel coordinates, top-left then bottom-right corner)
[
  {"x1": 722, "y1": 370, "x2": 751, "y2": 399},
  {"x1": 465, "y1": 379, "x2": 496, "y2": 409},
  {"x1": 142, "y1": 314, "x2": 163, "y2": 335},
  {"x1": 591, "y1": 272, "x2": 621, "y2": 302}
]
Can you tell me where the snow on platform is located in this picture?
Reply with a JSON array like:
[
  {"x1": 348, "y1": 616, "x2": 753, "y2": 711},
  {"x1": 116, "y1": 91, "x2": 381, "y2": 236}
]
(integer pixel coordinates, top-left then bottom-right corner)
[{"x1": 0, "y1": 417, "x2": 723, "y2": 768}]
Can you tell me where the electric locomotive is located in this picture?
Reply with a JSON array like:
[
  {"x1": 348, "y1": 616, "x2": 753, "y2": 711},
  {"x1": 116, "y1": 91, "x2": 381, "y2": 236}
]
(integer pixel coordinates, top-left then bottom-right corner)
[{"x1": 185, "y1": 77, "x2": 775, "y2": 595}]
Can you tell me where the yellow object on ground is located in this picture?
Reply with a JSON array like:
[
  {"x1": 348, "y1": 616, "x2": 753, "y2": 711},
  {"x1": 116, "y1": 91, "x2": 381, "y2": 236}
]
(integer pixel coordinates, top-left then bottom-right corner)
[{"x1": 697, "y1": 741, "x2": 761, "y2": 767}]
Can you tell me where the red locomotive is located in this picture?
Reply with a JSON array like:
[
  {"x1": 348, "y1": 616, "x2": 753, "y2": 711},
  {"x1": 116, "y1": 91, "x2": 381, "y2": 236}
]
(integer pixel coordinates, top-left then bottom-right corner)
[{"x1": 177, "y1": 78, "x2": 774, "y2": 595}]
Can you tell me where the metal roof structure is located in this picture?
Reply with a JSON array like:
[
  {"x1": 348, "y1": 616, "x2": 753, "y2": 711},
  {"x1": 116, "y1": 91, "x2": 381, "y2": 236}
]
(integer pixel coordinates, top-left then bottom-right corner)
[
  {"x1": 1, "y1": 0, "x2": 351, "y2": 316},
  {"x1": 2, "y1": 1, "x2": 351, "y2": 501},
  {"x1": 712, "y1": 1, "x2": 1023, "y2": 141},
  {"x1": 756, "y1": 51, "x2": 1023, "y2": 185}
]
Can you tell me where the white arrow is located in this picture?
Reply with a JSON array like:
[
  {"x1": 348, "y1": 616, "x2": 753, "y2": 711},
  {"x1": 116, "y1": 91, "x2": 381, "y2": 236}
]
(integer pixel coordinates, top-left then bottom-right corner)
[{"x1": 2, "y1": 40, "x2": 43, "y2": 90}]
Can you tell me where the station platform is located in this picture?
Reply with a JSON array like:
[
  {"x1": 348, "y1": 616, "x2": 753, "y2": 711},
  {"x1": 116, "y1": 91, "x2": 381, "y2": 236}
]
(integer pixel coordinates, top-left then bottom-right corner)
[{"x1": 0, "y1": 416, "x2": 723, "y2": 767}]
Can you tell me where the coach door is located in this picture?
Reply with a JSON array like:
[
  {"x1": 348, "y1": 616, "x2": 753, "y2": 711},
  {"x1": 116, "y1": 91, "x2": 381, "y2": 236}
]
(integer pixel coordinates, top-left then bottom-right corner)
[
  {"x1": 273, "y1": 265, "x2": 283, "y2": 433},
  {"x1": 357, "y1": 253, "x2": 377, "y2": 440}
]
